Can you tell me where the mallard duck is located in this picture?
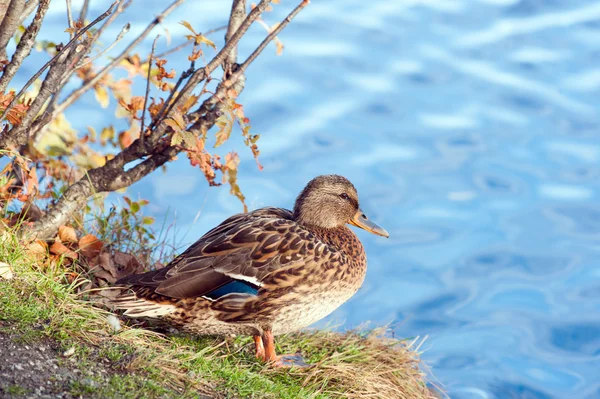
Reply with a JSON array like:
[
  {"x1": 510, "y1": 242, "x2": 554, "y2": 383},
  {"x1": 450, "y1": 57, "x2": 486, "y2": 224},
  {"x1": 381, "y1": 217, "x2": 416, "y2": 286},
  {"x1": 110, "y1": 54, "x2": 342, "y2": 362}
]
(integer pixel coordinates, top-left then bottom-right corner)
[{"x1": 113, "y1": 175, "x2": 388, "y2": 366}]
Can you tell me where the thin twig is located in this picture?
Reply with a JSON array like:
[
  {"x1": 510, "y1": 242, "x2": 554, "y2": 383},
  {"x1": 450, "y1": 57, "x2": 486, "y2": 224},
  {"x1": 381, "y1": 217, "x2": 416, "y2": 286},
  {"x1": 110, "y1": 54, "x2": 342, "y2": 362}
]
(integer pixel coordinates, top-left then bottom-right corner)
[
  {"x1": 92, "y1": 0, "x2": 131, "y2": 42},
  {"x1": 149, "y1": 0, "x2": 274, "y2": 144},
  {"x1": 235, "y1": 0, "x2": 308, "y2": 77},
  {"x1": 148, "y1": 25, "x2": 227, "y2": 62},
  {"x1": 0, "y1": 1, "x2": 117, "y2": 124},
  {"x1": 52, "y1": 0, "x2": 185, "y2": 119},
  {"x1": 78, "y1": 0, "x2": 90, "y2": 24},
  {"x1": 190, "y1": 0, "x2": 308, "y2": 120},
  {"x1": 0, "y1": 0, "x2": 50, "y2": 92},
  {"x1": 76, "y1": 22, "x2": 131, "y2": 70},
  {"x1": 140, "y1": 35, "x2": 159, "y2": 147},
  {"x1": 65, "y1": 0, "x2": 74, "y2": 36},
  {"x1": 29, "y1": 0, "x2": 306, "y2": 240}
]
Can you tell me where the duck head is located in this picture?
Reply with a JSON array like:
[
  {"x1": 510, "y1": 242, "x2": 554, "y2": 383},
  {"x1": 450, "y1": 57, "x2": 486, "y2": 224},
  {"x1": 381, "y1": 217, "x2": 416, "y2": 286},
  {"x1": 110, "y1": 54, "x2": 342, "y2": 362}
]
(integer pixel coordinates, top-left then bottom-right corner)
[{"x1": 293, "y1": 175, "x2": 389, "y2": 237}]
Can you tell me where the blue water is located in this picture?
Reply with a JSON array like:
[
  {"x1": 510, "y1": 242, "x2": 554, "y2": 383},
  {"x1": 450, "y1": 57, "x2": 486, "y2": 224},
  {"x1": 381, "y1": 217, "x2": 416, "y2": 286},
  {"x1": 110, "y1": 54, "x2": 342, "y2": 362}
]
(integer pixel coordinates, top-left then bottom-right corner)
[{"x1": 25, "y1": 0, "x2": 600, "y2": 397}]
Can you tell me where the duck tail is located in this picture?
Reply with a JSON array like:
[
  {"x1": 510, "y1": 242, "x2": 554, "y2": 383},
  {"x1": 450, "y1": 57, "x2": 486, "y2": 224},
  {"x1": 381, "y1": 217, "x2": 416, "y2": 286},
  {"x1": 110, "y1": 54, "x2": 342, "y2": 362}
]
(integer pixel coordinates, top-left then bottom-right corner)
[{"x1": 111, "y1": 287, "x2": 178, "y2": 318}]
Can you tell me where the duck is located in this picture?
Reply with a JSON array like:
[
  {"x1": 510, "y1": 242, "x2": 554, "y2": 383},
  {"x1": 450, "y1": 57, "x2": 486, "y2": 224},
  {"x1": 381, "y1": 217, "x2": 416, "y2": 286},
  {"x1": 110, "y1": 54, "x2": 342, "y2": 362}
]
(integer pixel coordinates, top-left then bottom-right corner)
[{"x1": 112, "y1": 174, "x2": 389, "y2": 367}]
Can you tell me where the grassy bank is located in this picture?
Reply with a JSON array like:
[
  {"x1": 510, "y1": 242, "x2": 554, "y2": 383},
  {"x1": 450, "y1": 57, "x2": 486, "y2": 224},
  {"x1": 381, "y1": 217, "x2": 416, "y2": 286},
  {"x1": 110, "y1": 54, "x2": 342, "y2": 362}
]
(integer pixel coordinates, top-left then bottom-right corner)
[{"x1": 0, "y1": 230, "x2": 438, "y2": 399}]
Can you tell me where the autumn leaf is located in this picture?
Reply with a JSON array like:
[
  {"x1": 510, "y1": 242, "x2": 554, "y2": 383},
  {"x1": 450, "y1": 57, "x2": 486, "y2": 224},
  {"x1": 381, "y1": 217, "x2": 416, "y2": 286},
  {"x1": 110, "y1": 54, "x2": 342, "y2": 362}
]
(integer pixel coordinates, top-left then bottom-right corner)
[
  {"x1": 171, "y1": 132, "x2": 183, "y2": 146},
  {"x1": 100, "y1": 126, "x2": 115, "y2": 145},
  {"x1": 0, "y1": 91, "x2": 30, "y2": 125},
  {"x1": 214, "y1": 114, "x2": 233, "y2": 148},
  {"x1": 164, "y1": 112, "x2": 186, "y2": 132},
  {"x1": 79, "y1": 234, "x2": 103, "y2": 259},
  {"x1": 50, "y1": 241, "x2": 78, "y2": 259},
  {"x1": 94, "y1": 85, "x2": 110, "y2": 108},
  {"x1": 179, "y1": 21, "x2": 216, "y2": 49},
  {"x1": 118, "y1": 96, "x2": 145, "y2": 120},
  {"x1": 180, "y1": 95, "x2": 199, "y2": 113},
  {"x1": 223, "y1": 152, "x2": 247, "y2": 212},
  {"x1": 0, "y1": 261, "x2": 13, "y2": 280},
  {"x1": 119, "y1": 54, "x2": 149, "y2": 77},
  {"x1": 58, "y1": 225, "x2": 77, "y2": 243}
]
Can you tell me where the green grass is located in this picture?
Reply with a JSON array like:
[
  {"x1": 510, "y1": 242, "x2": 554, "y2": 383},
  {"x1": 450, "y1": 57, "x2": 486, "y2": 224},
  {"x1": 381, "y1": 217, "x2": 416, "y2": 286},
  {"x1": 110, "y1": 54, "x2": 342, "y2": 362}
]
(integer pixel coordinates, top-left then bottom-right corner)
[{"x1": 0, "y1": 229, "x2": 437, "y2": 399}]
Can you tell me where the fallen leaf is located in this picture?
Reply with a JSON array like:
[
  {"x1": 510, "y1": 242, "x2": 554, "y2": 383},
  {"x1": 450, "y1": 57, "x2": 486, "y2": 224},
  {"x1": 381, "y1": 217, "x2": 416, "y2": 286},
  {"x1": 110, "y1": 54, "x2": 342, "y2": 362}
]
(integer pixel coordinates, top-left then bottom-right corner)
[
  {"x1": 50, "y1": 241, "x2": 78, "y2": 259},
  {"x1": 98, "y1": 252, "x2": 118, "y2": 279},
  {"x1": 25, "y1": 240, "x2": 47, "y2": 260},
  {"x1": 113, "y1": 251, "x2": 143, "y2": 277},
  {"x1": 58, "y1": 225, "x2": 77, "y2": 243},
  {"x1": 0, "y1": 262, "x2": 13, "y2": 280},
  {"x1": 79, "y1": 234, "x2": 103, "y2": 259}
]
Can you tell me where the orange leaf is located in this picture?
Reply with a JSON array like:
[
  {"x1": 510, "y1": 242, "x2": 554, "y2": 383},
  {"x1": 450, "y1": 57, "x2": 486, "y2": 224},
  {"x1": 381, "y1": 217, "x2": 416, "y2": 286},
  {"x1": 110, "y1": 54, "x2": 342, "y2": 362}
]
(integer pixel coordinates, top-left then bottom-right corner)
[
  {"x1": 79, "y1": 234, "x2": 103, "y2": 259},
  {"x1": 50, "y1": 241, "x2": 78, "y2": 259},
  {"x1": 58, "y1": 225, "x2": 77, "y2": 243}
]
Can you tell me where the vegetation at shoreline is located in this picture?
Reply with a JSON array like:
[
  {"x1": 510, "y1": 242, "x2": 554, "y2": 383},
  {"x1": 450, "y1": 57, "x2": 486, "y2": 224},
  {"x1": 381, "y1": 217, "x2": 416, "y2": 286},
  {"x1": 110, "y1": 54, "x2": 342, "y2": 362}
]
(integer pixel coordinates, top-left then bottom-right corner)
[{"x1": 0, "y1": 226, "x2": 436, "y2": 398}]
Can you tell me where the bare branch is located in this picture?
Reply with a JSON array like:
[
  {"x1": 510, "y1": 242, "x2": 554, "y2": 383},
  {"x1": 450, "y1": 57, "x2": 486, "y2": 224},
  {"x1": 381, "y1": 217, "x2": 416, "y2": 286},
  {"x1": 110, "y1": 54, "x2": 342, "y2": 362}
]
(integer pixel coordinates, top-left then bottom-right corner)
[
  {"x1": 28, "y1": 0, "x2": 307, "y2": 239},
  {"x1": 223, "y1": 0, "x2": 246, "y2": 73},
  {"x1": 145, "y1": 24, "x2": 227, "y2": 63},
  {"x1": 0, "y1": 1, "x2": 116, "y2": 125},
  {"x1": 92, "y1": 0, "x2": 132, "y2": 43},
  {"x1": 18, "y1": 0, "x2": 40, "y2": 26},
  {"x1": 52, "y1": 0, "x2": 185, "y2": 119},
  {"x1": 0, "y1": 0, "x2": 50, "y2": 92},
  {"x1": 76, "y1": 22, "x2": 131, "y2": 70},
  {"x1": 0, "y1": 3, "x2": 117, "y2": 155},
  {"x1": 65, "y1": 0, "x2": 74, "y2": 36},
  {"x1": 140, "y1": 35, "x2": 159, "y2": 146},
  {"x1": 235, "y1": 0, "x2": 308, "y2": 77},
  {"x1": 0, "y1": 0, "x2": 26, "y2": 61},
  {"x1": 190, "y1": 0, "x2": 308, "y2": 121},
  {"x1": 78, "y1": 0, "x2": 90, "y2": 24}
]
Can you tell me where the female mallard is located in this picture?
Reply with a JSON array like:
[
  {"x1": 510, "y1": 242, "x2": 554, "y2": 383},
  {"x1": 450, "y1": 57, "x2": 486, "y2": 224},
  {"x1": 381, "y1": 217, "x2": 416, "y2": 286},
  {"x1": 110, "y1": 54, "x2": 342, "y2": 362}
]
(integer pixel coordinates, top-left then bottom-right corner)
[{"x1": 113, "y1": 175, "x2": 388, "y2": 366}]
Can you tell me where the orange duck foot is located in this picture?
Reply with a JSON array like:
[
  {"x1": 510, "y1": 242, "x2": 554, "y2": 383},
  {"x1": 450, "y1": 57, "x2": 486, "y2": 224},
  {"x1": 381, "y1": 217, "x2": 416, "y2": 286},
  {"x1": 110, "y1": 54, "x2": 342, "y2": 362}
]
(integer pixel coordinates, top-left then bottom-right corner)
[
  {"x1": 253, "y1": 335, "x2": 266, "y2": 361},
  {"x1": 260, "y1": 330, "x2": 310, "y2": 368}
]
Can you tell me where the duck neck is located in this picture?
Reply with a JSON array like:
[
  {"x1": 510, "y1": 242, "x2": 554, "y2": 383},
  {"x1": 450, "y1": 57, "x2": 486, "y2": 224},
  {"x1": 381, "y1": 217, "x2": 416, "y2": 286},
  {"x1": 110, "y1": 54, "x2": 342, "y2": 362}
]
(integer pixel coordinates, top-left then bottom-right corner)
[{"x1": 309, "y1": 225, "x2": 365, "y2": 260}]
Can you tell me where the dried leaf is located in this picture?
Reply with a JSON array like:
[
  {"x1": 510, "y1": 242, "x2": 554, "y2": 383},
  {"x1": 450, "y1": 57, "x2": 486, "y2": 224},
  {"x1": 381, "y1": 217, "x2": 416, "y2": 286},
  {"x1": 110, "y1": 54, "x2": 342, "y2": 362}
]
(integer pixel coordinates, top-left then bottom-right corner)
[
  {"x1": 214, "y1": 115, "x2": 232, "y2": 147},
  {"x1": 196, "y1": 35, "x2": 216, "y2": 49},
  {"x1": 100, "y1": 126, "x2": 115, "y2": 145},
  {"x1": 224, "y1": 152, "x2": 247, "y2": 212},
  {"x1": 179, "y1": 20, "x2": 197, "y2": 36},
  {"x1": 79, "y1": 234, "x2": 103, "y2": 259},
  {"x1": 50, "y1": 241, "x2": 78, "y2": 259},
  {"x1": 25, "y1": 240, "x2": 47, "y2": 259},
  {"x1": 98, "y1": 252, "x2": 118, "y2": 279},
  {"x1": 0, "y1": 262, "x2": 13, "y2": 280},
  {"x1": 94, "y1": 85, "x2": 110, "y2": 108},
  {"x1": 171, "y1": 132, "x2": 183, "y2": 146},
  {"x1": 58, "y1": 225, "x2": 77, "y2": 243}
]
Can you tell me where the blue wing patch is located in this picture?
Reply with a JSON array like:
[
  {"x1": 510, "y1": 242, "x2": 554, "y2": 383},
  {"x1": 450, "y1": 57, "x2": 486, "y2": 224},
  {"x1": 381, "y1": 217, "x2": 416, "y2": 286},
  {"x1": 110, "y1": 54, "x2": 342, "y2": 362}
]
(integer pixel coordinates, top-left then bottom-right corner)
[{"x1": 204, "y1": 280, "x2": 258, "y2": 300}]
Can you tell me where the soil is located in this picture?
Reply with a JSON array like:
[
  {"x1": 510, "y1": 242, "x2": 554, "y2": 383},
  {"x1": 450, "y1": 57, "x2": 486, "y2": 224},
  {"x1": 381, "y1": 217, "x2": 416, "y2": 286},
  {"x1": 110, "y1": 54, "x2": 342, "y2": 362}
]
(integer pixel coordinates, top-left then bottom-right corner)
[{"x1": 0, "y1": 330, "x2": 113, "y2": 399}]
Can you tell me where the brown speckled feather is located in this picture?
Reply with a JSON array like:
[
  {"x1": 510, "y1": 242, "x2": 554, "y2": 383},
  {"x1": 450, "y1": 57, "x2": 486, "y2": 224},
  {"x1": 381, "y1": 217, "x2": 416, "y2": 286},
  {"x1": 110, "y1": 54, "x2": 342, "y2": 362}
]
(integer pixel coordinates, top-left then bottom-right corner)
[
  {"x1": 113, "y1": 175, "x2": 380, "y2": 338},
  {"x1": 116, "y1": 207, "x2": 345, "y2": 300}
]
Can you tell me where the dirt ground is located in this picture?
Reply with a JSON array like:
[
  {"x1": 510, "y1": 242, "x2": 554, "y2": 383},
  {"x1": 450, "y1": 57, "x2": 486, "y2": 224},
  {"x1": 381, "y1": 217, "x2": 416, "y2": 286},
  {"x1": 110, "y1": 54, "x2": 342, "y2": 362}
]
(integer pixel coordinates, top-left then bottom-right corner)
[{"x1": 0, "y1": 330, "x2": 113, "y2": 399}]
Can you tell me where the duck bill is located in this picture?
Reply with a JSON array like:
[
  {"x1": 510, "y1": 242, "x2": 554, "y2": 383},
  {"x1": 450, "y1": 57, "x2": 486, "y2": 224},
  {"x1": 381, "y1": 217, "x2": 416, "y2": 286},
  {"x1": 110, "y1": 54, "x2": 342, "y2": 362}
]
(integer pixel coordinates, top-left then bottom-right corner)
[{"x1": 349, "y1": 210, "x2": 389, "y2": 238}]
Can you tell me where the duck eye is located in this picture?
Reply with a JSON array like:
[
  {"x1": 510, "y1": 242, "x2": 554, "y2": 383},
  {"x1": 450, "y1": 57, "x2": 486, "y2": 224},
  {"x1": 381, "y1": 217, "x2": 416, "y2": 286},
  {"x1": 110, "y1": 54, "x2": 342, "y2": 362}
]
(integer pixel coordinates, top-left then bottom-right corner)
[{"x1": 340, "y1": 193, "x2": 350, "y2": 200}]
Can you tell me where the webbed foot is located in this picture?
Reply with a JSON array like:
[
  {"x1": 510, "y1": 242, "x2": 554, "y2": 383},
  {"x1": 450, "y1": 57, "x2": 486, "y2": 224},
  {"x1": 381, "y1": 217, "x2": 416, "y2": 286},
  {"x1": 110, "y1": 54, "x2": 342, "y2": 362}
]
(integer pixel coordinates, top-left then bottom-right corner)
[
  {"x1": 261, "y1": 330, "x2": 311, "y2": 368},
  {"x1": 272, "y1": 353, "x2": 310, "y2": 368}
]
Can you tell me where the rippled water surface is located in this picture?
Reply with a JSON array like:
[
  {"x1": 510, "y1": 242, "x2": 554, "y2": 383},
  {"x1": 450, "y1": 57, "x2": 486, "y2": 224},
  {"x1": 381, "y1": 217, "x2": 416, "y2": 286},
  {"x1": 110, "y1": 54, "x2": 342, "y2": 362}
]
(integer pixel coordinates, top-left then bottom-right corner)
[{"x1": 39, "y1": 0, "x2": 600, "y2": 397}]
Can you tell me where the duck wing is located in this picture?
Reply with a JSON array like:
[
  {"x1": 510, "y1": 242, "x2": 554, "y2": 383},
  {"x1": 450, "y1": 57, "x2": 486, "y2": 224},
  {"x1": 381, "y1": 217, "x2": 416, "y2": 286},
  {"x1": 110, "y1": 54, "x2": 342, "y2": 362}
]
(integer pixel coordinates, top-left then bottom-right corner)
[{"x1": 116, "y1": 207, "x2": 324, "y2": 299}]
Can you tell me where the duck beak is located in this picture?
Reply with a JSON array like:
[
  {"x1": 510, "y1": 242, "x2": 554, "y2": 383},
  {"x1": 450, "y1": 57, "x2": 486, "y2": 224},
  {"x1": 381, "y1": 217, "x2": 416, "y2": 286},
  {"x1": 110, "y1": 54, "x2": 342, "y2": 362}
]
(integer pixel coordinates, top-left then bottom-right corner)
[{"x1": 349, "y1": 209, "x2": 389, "y2": 238}]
